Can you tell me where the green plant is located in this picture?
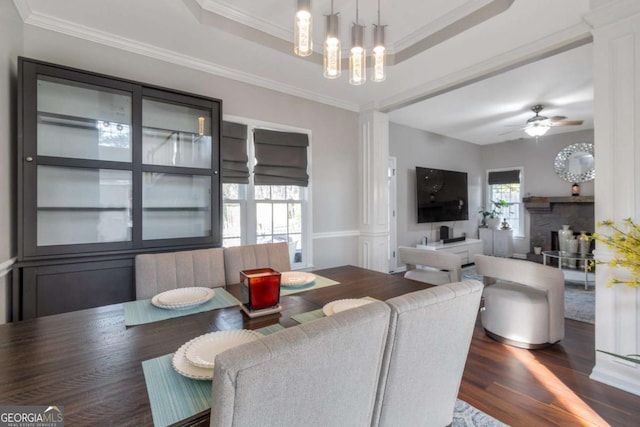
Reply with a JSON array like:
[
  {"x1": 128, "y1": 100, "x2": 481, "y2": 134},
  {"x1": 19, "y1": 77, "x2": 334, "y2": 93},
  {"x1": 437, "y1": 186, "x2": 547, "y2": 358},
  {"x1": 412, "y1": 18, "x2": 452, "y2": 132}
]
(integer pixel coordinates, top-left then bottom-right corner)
[
  {"x1": 591, "y1": 218, "x2": 640, "y2": 288},
  {"x1": 478, "y1": 199, "x2": 510, "y2": 219}
]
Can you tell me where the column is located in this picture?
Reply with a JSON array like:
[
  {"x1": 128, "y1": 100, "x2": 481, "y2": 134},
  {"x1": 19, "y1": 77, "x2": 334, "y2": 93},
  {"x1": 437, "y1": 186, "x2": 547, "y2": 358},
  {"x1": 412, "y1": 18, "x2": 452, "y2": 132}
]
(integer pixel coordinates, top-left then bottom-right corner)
[
  {"x1": 584, "y1": 0, "x2": 640, "y2": 395},
  {"x1": 358, "y1": 110, "x2": 390, "y2": 272}
]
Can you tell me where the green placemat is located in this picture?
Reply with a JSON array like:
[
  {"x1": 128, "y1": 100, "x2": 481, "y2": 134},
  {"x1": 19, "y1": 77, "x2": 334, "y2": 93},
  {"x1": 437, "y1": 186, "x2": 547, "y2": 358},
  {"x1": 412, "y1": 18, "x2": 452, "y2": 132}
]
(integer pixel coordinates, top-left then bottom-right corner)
[
  {"x1": 124, "y1": 288, "x2": 241, "y2": 326},
  {"x1": 280, "y1": 274, "x2": 340, "y2": 296},
  {"x1": 142, "y1": 324, "x2": 285, "y2": 427}
]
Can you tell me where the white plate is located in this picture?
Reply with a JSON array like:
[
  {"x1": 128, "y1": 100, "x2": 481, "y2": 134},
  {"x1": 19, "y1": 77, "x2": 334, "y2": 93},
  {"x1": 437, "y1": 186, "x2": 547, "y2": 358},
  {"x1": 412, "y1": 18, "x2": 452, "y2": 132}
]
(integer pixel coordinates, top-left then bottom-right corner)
[
  {"x1": 172, "y1": 338, "x2": 214, "y2": 380},
  {"x1": 280, "y1": 271, "x2": 316, "y2": 288},
  {"x1": 151, "y1": 287, "x2": 215, "y2": 310},
  {"x1": 322, "y1": 298, "x2": 373, "y2": 316},
  {"x1": 184, "y1": 330, "x2": 262, "y2": 369}
]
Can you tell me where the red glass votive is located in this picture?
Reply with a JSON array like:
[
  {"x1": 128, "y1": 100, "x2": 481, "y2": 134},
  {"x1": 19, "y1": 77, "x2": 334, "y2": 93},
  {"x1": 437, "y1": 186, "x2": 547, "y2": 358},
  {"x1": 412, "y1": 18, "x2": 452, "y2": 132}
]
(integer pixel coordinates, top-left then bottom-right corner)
[{"x1": 240, "y1": 268, "x2": 281, "y2": 310}]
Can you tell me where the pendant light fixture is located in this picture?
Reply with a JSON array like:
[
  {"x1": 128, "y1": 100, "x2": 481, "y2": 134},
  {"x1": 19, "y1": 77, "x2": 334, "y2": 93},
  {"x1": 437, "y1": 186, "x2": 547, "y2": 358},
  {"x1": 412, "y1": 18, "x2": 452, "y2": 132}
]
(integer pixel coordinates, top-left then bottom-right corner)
[
  {"x1": 349, "y1": 0, "x2": 366, "y2": 85},
  {"x1": 372, "y1": 0, "x2": 386, "y2": 82},
  {"x1": 324, "y1": 0, "x2": 341, "y2": 79},
  {"x1": 294, "y1": 0, "x2": 312, "y2": 57}
]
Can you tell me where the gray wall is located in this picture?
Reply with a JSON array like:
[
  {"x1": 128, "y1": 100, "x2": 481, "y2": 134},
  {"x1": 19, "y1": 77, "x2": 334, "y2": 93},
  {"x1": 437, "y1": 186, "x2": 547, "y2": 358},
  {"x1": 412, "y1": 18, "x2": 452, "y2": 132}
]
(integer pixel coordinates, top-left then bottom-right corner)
[
  {"x1": 390, "y1": 122, "x2": 595, "y2": 261},
  {"x1": 389, "y1": 123, "x2": 483, "y2": 267},
  {"x1": 0, "y1": 1, "x2": 23, "y2": 323}
]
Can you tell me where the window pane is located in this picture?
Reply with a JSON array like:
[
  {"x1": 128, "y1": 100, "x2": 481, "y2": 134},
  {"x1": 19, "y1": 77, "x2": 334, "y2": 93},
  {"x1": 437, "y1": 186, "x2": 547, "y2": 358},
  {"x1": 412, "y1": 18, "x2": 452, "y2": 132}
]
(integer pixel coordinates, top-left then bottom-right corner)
[
  {"x1": 257, "y1": 235, "x2": 273, "y2": 244},
  {"x1": 255, "y1": 185, "x2": 270, "y2": 200},
  {"x1": 143, "y1": 173, "x2": 211, "y2": 240},
  {"x1": 271, "y1": 186, "x2": 286, "y2": 200},
  {"x1": 37, "y1": 77, "x2": 132, "y2": 162},
  {"x1": 288, "y1": 203, "x2": 302, "y2": 233},
  {"x1": 273, "y1": 204, "x2": 287, "y2": 235},
  {"x1": 256, "y1": 203, "x2": 273, "y2": 235},
  {"x1": 287, "y1": 186, "x2": 301, "y2": 200},
  {"x1": 223, "y1": 237, "x2": 242, "y2": 247},
  {"x1": 223, "y1": 203, "x2": 241, "y2": 239},
  {"x1": 37, "y1": 166, "x2": 132, "y2": 246},
  {"x1": 223, "y1": 183, "x2": 239, "y2": 200},
  {"x1": 289, "y1": 233, "x2": 302, "y2": 263}
]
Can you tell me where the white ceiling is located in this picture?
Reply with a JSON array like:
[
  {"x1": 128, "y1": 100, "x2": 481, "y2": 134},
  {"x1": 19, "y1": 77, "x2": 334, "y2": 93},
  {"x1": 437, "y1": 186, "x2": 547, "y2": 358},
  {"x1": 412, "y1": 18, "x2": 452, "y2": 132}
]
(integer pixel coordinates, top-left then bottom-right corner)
[{"x1": 14, "y1": 0, "x2": 594, "y2": 145}]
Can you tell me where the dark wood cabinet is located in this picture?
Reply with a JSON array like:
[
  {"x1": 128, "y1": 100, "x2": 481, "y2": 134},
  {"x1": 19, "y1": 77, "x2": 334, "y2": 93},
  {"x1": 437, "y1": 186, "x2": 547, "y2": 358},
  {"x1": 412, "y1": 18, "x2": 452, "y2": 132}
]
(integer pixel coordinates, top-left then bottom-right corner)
[{"x1": 14, "y1": 57, "x2": 222, "y2": 320}]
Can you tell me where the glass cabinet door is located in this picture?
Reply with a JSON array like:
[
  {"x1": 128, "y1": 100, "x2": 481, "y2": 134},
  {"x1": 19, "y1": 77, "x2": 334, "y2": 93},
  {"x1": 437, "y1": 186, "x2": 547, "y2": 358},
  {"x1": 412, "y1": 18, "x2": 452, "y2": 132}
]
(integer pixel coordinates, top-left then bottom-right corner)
[
  {"x1": 141, "y1": 96, "x2": 214, "y2": 241},
  {"x1": 33, "y1": 75, "x2": 133, "y2": 249}
]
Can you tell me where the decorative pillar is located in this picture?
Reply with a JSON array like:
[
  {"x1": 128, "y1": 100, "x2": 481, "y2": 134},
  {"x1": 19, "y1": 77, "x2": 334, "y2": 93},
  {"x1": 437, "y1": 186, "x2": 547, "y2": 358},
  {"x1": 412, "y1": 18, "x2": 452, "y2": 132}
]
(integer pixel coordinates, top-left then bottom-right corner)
[
  {"x1": 358, "y1": 110, "x2": 389, "y2": 272},
  {"x1": 584, "y1": 0, "x2": 640, "y2": 395}
]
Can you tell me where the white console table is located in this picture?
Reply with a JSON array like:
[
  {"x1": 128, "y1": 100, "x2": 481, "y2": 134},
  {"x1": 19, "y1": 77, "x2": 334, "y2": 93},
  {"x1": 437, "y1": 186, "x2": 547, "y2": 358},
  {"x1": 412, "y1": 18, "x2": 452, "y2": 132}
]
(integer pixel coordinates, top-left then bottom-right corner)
[{"x1": 417, "y1": 238, "x2": 483, "y2": 266}]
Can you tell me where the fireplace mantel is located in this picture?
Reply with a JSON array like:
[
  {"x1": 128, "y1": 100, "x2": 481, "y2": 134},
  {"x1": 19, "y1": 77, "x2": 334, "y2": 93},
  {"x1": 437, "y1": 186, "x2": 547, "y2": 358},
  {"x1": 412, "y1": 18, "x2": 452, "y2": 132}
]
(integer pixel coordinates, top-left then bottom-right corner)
[{"x1": 523, "y1": 196, "x2": 594, "y2": 213}]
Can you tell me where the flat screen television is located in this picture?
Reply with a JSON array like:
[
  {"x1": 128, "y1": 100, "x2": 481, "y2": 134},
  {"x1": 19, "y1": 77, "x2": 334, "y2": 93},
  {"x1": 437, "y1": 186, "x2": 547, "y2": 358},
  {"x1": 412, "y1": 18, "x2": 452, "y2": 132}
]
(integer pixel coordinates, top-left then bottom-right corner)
[{"x1": 416, "y1": 167, "x2": 468, "y2": 223}]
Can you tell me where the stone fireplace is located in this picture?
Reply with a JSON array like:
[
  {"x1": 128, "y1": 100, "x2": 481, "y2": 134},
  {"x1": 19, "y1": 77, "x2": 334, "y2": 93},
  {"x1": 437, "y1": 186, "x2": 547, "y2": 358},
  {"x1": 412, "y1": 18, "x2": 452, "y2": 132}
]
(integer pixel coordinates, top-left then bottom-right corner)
[{"x1": 523, "y1": 196, "x2": 595, "y2": 252}]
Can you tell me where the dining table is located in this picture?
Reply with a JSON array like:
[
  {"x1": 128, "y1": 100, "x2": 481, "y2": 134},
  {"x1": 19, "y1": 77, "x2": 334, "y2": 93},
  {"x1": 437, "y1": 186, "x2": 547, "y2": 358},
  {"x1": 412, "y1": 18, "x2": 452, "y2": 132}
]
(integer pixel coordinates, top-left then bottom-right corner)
[{"x1": 0, "y1": 265, "x2": 434, "y2": 426}]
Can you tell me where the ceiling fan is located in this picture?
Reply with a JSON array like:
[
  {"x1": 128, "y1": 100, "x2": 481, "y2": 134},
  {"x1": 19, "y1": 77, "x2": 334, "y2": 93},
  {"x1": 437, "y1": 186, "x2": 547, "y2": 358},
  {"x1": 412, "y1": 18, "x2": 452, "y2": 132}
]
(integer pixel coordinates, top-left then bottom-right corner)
[{"x1": 503, "y1": 105, "x2": 584, "y2": 137}]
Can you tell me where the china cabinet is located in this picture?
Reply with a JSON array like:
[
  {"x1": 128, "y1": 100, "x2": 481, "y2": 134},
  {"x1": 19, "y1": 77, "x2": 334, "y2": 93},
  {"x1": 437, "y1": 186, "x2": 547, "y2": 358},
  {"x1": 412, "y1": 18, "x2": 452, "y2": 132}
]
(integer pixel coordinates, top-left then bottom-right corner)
[{"x1": 14, "y1": 57, "x2": 222, "y2": 319}]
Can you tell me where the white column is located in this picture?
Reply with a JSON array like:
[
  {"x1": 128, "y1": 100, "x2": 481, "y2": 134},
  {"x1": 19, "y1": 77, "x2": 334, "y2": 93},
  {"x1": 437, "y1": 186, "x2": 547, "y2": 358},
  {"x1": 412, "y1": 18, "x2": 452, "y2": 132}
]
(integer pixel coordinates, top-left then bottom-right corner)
[
  {"x1": 358, "y1": 110, "x2": 390, "y2": 272},
  {"x1": 584, "y1": 0, "x2": 640, "y2": 395}
]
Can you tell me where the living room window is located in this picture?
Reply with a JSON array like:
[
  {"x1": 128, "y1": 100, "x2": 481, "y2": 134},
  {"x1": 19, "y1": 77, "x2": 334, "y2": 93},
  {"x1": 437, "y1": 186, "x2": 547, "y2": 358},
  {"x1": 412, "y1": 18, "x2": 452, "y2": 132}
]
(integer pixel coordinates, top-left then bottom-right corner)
[
  {"x1": 221, "y1": 118, "x2": 310, "y2": 268},
  {"x1": 487, "y1": 168, "x2": 523, "y2": 236}
]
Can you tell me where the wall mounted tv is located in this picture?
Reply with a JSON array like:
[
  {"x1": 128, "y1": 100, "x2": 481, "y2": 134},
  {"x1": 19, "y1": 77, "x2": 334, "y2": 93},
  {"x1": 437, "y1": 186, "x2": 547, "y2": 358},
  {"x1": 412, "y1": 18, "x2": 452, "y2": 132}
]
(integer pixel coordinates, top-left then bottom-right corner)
[{"x1": 416, "y1": 167, "x2": 469, "y2": 223}]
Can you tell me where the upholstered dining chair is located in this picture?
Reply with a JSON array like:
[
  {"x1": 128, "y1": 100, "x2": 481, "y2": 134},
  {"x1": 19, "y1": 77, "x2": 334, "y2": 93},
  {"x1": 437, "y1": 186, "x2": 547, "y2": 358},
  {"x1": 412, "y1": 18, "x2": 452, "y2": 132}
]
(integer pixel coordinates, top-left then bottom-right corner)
[
  {"x1": 134, "y1": 248, "x2": 226, "y2": 300},
  {"x1": 398, "y1": 246, "x2": 462, "y2": 285},
  {"x1": 209, "y1": 300, "x2": 391, "y2": 427},
  {"x1": 372, "y1": 280, "x2": 483, "y2": 427},
  {"x1": 223, "y1": 242, "x2": 291, "y2": 285},
  {"x1": 474, "y1": 254, "x2": 565, "y2": 349}
]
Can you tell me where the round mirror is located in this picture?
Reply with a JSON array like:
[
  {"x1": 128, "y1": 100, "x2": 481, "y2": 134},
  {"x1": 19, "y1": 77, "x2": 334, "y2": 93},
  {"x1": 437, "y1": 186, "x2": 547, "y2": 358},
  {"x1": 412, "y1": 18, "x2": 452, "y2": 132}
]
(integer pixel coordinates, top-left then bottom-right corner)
[{"x1": 554, "y1": 142, "x2": 595, "y2": 182}]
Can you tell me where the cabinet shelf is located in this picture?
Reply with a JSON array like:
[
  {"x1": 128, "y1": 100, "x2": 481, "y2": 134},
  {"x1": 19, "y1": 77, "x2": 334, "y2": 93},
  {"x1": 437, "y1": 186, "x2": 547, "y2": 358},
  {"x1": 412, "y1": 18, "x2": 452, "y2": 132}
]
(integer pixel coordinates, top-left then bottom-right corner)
[
  {"x1": 38, "y1": 111, "x2": 129, "y2": 131},
  {"x1": 38, "y1": 206, "x2": 129, "y2": 211},
  {"x1": 143, "y1": 207, "x2": 209, "y2": 211}
]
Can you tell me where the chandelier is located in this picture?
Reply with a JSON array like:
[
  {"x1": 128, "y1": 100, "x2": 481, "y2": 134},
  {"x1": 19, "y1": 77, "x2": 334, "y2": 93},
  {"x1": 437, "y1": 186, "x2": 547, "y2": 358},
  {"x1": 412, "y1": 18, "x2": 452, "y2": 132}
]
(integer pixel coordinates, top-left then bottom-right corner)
[{"x1": 294, "y1": 0, "x2": 387, "y2": 85}]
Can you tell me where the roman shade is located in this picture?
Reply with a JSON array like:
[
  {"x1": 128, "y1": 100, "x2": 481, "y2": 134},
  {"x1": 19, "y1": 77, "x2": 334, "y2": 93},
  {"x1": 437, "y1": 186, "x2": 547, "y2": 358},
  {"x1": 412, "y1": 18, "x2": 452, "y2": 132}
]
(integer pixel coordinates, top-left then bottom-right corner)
[
  {"x1": 253, "y1": 129, "x2": 309, "y2": 186},
  {"x1": 488, "y1": 169, "x2": 520, "y2": 185},
  {"x1": 221, "y1": 121, "x2": 249, "y2": 184}
]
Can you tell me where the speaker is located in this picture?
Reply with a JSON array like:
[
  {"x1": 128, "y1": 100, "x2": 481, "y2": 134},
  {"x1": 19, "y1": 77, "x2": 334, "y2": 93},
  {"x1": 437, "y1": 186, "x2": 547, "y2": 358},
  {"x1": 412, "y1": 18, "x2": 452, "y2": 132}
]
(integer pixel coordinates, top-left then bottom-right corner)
[{"x1": 439, "y1": 226, "x2": 450, "y2": 240}]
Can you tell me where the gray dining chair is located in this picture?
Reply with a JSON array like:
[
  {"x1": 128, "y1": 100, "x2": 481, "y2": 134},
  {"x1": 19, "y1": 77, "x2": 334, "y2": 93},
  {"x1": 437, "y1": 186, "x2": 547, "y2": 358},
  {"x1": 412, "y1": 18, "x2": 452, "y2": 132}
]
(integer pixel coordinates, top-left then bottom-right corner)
[
  {"x1": 210, "y1": 300, "x2": 391, "y2": 427},
  {"x1": 223, "y1": 242, "x2": 291, "y2": 284},
  {"x1": 134, "y1": 248, "x2": 226, "y2": 300},
  {"x1": 373, "y1": 280, "x2": 484, "y2": 427}
]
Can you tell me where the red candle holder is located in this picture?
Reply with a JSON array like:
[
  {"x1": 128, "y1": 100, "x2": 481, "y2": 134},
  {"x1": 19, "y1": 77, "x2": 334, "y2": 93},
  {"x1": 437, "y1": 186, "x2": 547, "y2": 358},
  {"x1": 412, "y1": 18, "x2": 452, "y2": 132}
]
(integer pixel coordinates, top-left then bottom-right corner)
[{"x1": 240, "y1": 268, "x2": 281, "y2": 311}]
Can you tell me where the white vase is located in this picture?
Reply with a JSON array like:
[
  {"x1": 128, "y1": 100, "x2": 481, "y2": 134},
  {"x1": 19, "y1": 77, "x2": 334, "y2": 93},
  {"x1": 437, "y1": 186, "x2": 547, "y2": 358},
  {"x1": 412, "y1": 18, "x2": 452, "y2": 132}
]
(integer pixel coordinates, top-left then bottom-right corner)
[
  {"x1": 558, "y1": 225, "x2": 572, "y2": 253},
  {"x1": 487, "y1": 217, "x2": 500, "y2": 229}
]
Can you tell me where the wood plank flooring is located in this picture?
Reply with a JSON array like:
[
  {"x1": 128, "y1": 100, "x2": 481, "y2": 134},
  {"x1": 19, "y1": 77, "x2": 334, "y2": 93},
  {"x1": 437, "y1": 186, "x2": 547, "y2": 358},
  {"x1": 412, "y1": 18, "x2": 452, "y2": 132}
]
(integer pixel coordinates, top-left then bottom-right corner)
[{"x1": 460, "y1": 318, "x2": 640, "y2": 426}]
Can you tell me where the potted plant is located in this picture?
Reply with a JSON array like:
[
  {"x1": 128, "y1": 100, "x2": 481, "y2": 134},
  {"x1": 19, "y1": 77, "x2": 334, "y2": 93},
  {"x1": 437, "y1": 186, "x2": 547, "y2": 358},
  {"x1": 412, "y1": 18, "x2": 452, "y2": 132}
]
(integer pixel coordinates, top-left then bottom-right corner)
[
  {"x1": 479, "y1": 199, "x2": 510, "y2": 229},
  {"x1": 531, "y1": 238, "x2": 543, "y2": 255}
]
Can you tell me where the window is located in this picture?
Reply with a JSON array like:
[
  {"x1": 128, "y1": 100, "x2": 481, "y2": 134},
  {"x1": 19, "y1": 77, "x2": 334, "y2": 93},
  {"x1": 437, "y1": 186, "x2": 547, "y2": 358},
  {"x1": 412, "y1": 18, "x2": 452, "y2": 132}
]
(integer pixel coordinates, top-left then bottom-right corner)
[
  {"x1": 221, "y1": 118, "x2": 310, "y2": 268},
  {"x1": 488, "y1": 168, "x2": 523, "y2": 236}
]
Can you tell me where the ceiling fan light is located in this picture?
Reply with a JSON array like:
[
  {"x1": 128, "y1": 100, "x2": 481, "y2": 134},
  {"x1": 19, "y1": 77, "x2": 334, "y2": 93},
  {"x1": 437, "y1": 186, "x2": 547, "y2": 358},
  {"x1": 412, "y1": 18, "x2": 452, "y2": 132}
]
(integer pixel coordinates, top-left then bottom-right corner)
[{"x1": 525, "y1": 124, "x2": 550, "y2": 137}]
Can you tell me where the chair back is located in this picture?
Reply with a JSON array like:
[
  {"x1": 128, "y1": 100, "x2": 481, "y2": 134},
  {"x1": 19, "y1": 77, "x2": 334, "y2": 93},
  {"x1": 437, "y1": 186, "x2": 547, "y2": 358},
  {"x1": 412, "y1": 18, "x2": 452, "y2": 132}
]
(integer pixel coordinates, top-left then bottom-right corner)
[
  {"x1": 223, "y1": 242, "x2": 291, "y2": 284},
  {"x1": 398, "y1": 246, "x2": 462, "y2": 285},
  {"x1": 373, "y1": 280, "x2": 483, "y2": 427},
  {"x1": 134, "y1": 248, "x2": 225, "y2": 300},
  {"x1": 210, "y1": 301, "x2": 391, "y2": 427},
  {"x1": 474, "y1": 254, "x2": 565, "y2": 343}
]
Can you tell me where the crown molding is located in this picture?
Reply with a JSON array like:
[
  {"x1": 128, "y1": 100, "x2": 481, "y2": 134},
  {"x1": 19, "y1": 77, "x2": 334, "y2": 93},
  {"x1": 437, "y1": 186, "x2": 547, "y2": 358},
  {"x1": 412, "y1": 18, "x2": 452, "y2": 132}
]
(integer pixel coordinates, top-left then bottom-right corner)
[
  {"x1": 379, "y1": 22, "x2": 593, "y2": 113},
  {"x1": 11, "y1": 0, "x2": 32, "y2": 21},
  {"x1": 19, "y1": 10, "x2": 359, "y2": 112},
  {"x1": 583, "y1": 0, "x2": 640, "y2": 29}
]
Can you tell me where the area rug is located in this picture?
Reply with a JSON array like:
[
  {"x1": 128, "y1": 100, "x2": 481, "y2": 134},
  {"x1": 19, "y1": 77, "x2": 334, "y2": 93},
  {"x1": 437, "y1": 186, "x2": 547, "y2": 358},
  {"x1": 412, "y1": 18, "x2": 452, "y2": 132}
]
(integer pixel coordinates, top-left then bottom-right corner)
[
  {"x1": 462, "y1": 265, "x2": 595, "y2": 324},
  {"x1": 453, "y1": 399, "x2": 509, "y2": 426}
]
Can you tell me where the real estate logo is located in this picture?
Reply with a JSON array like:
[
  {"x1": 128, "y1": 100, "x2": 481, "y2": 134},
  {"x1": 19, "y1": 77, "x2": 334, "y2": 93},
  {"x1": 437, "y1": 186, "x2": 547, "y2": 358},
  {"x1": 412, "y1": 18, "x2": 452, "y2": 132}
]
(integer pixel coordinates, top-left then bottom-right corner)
[{"x1": 0, "y1": 405, "x2": 63, "y2": 427}]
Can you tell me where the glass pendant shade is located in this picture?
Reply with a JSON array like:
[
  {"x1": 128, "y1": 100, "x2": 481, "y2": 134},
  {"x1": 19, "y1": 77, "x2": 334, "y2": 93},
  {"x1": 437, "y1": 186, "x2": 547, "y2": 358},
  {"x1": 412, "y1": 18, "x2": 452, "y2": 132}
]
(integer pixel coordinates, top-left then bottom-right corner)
[
  {"x1": 372, "y1": 24, "x2": 386, "y2": 82},
  {"x1": 324, "y1": 13, "x2": 341, "y2": 79},
  {"x1": 525, "y1": 123, "x2": 550, "y2": 137},
  {"x1": 294, "y1": 0, "x2": 312, "y2": 57},
  {"x1": 349, "y1": 24, "x2": 366, "y2": 85}
]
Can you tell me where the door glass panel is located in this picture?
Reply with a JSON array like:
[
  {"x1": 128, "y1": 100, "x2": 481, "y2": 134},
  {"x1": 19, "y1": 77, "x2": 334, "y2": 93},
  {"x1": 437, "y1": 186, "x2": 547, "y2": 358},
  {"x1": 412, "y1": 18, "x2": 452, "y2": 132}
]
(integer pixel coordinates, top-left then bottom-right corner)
[
  {"x1": 37, "y1": 77, "x2": 132, "y2": 162},
  {"x1": 37, "y1": 166, "x2": 132, "y2": 246},
  {"x1": 143, "y1": 173, "x2": 211, "y2": 240},
  {"x1": 142, "y1": 99, "x2": 211, "y2": 168}
]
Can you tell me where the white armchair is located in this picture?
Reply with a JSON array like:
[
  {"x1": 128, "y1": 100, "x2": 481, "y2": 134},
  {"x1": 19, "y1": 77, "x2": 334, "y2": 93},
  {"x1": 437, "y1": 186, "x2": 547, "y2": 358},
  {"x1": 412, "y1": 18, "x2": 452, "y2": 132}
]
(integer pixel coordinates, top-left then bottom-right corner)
[
  {"x1": 398, "y1": 246, "x2": 462, "y2": 285},
  {"x1": 475, "y1": 254, "x2": 565, "y2": 349}
]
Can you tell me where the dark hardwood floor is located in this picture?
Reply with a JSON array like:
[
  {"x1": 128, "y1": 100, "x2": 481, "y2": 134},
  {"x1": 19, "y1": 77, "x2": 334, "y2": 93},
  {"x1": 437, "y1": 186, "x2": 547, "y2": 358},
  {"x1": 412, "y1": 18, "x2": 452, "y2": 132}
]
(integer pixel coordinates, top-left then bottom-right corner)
[{"x1": 461, "y1": 318, "x2": 640, "y2": 426}]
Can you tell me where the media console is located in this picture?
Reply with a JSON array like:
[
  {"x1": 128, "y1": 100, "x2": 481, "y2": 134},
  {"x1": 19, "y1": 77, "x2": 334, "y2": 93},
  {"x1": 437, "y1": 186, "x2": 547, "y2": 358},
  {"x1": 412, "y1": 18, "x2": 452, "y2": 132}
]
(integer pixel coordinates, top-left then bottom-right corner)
[{"x1": 417, "y1": 238, "x2": 483, "y2": 266}]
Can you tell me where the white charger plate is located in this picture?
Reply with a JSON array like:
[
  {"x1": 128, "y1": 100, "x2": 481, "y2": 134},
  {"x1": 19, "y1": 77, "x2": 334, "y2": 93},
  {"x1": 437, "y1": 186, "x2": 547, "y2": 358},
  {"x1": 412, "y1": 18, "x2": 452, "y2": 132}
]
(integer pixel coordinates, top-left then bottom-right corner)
[
  {"x1": 280, "y1": 271, "x2": 316, "y2": 288},
  {"x1": 322, "y1": 298, "x2": 373, "y2": 316},
  {"x1": 151, "y1": 287, "x2": 215, "y2": 310},
  {"x1": 184, "y1": 330, "x2": 262, "y2": 369},
  {"x1": 172, "y1": 338, "x2": 214, "y2": 380}
]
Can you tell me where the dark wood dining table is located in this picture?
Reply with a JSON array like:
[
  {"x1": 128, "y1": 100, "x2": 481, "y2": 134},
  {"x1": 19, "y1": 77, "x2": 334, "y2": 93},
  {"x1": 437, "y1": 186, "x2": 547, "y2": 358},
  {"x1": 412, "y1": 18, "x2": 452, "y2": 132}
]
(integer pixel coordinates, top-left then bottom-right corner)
[{"x1": 0, "y1": 265, "x2": 433, "y2": 426}]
